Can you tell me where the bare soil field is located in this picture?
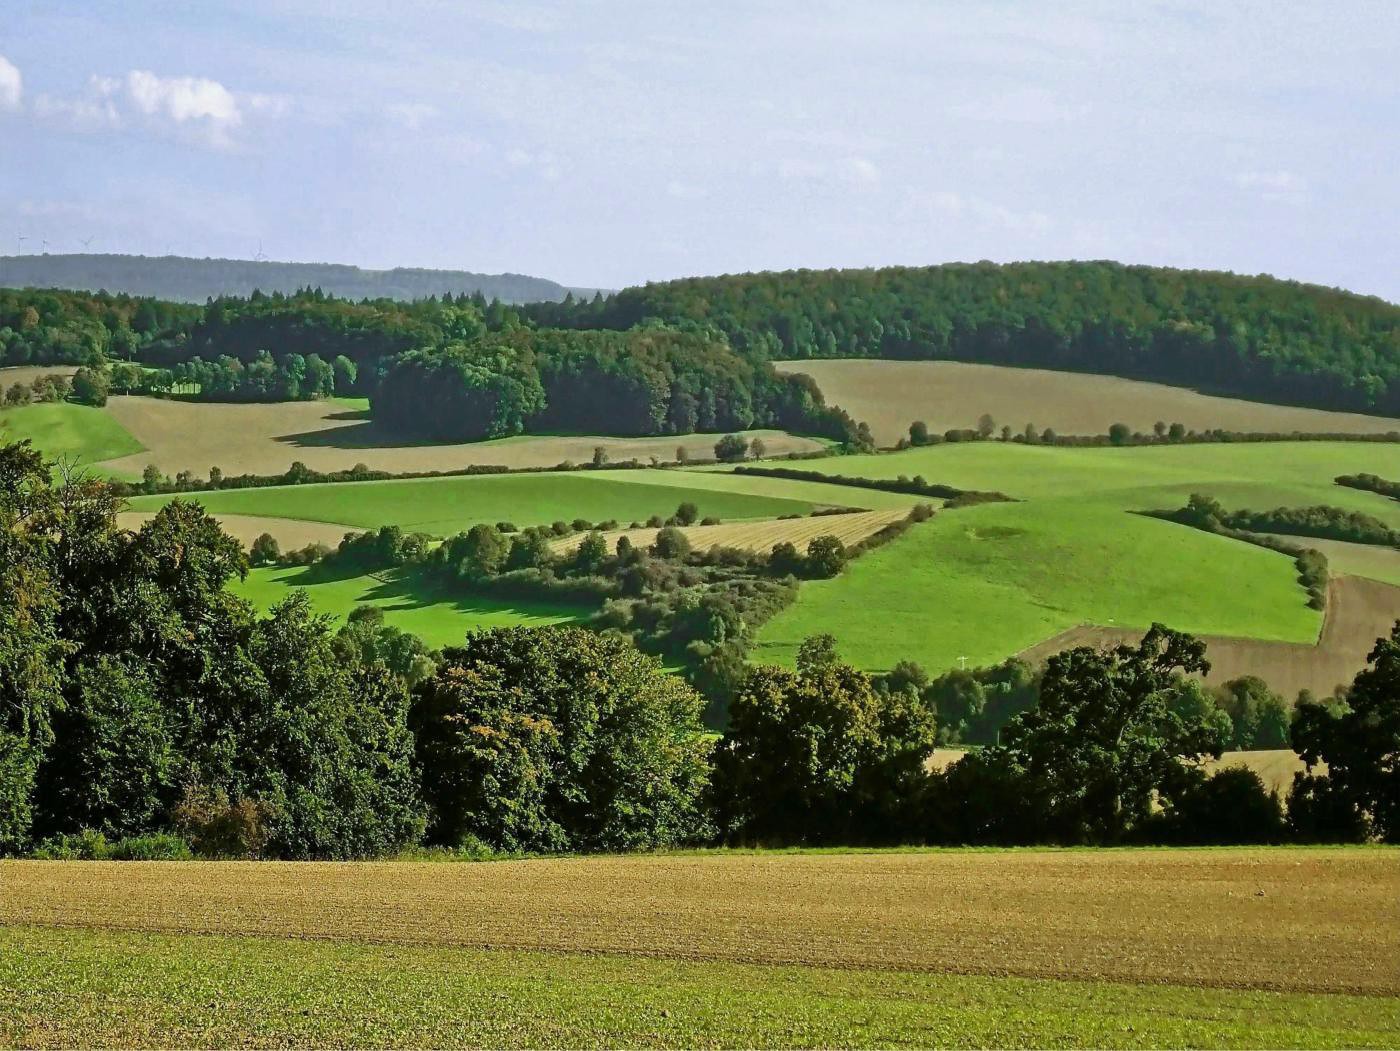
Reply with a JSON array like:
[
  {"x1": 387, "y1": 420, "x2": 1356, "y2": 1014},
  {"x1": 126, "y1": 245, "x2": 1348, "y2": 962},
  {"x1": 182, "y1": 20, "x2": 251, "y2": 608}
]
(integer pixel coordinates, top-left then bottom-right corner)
[
  {"x1": 96, "y1": 396, "x2": 823, "y2": 477},
  {"x1": 4, "y1": 850, "x2": 1396, "y2": 996},
  {"x1": 116, "y1": 511, "x2": 351, "y2": 551},
  {"x1": 777, "y1": 359, "x2": 1400, "y2": 447},
  {"x1": 549, "y1": 508, "x2": 911, "y2": 556},
  {"x1": 0, "y1": 364, "x2": 79, "y2": 386},
  {"x1": 1018, "y1": 575, "x2": 1400, "y2": 699}
]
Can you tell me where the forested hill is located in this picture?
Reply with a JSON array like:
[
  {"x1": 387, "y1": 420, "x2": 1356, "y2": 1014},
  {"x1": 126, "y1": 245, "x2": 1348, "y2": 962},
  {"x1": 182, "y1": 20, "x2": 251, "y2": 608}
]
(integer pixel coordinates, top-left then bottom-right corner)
[
  {"x1": 0, "y1": 254, "x2": 597, "y2": 305},
  {"x1": 526, "y1": 262, "x2": 1400, "y2": 415}
]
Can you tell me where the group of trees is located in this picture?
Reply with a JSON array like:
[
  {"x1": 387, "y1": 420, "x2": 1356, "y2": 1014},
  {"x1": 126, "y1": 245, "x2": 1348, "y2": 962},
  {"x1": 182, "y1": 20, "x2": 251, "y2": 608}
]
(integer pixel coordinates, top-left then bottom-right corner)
[
  {"x1": 531, "y1": 261, "x2": 1400, "y2": 415},
  {"x1": 5, "y1": 437, "x2": 1397, "y2": 856},
  {"x1": 2, "y1": 370, "x2": 72, "y2": 407}
]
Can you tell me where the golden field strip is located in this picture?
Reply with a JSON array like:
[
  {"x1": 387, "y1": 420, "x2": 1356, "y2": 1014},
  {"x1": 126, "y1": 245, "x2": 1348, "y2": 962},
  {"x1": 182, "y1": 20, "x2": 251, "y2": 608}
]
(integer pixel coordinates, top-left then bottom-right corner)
[
  {"x1": 549, "y1": 507, "x2": 912, "y2": 555},
  {"x1": 777, "y1": 359, "x2": 1400, "y2": 447},
  {"x1": 4, "y1": 849, "x2": 1398, "y2": 996}
]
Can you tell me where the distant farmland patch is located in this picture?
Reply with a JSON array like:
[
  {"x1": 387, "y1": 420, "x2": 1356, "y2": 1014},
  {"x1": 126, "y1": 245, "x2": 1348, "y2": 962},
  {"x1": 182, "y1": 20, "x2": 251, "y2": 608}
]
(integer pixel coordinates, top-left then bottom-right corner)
[
  {"x1": 0, "y1": 364, "x2": 80, "y2": 386},
  {"x1": 550, "y1": 508, "x2": 912, "y2": 556},
  {"x1": 95, "y1": 395, "x2": 822, "y2": 477},
  {"x1": 1018, "y1": 574, "x2": 1400, "y2": 701},
  {"x1": 778, "y1": 359, "x2": 1400, "y2": 446}
]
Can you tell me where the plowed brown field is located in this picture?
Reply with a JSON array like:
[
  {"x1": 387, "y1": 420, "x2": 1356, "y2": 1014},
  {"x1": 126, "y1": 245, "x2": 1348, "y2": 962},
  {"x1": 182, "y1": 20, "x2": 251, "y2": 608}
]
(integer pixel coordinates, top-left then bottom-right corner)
[
  {"x1": 549, "y1": 507, "x2": 912, "y2": 556},
  {"x1": 777, "y1": 359, "x2": 1400, "y2": 447},
  {"x1": 3, "y1": 850, "x2": 1396, "y2": 995},
  {"x1": 1018, "y1": 575, "x2": 1400, "y2": 699},
  {"x1": 96, "y1": 396, "x2": 822, "y2": 477}
]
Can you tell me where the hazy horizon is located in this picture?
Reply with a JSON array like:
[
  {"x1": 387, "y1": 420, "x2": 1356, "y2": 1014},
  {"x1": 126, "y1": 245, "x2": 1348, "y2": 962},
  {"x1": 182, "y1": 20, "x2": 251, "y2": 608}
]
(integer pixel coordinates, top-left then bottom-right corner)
[{"x1": 2, "y1": 2, "x2": 1397, "y2": 299}]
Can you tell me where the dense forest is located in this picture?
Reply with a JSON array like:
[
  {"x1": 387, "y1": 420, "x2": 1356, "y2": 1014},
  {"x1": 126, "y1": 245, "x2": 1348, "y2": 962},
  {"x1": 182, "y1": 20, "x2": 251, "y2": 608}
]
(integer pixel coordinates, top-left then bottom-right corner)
[
  {"x1": 527, "y1": 261, "x2": 1400, "y2": 415},
  {"x1": 0, "y1": 254, "x2": 595, "y2": 304},
  {"x1": 5, "y1": 261, "x2": 1399, "y2": 441}
]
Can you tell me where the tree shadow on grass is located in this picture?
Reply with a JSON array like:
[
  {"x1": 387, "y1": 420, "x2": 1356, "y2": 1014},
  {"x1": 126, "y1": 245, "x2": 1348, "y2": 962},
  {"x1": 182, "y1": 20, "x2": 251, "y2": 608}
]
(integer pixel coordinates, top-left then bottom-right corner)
[{"x1": 356, "y1": 566, "x2": 595, "y2": 623}]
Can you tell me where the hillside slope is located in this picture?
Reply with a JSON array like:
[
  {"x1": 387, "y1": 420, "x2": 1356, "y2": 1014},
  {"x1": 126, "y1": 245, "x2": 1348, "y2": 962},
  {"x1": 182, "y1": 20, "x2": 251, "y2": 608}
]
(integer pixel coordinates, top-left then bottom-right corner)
[
  {"x1": 531, "y1": 261, "x2": 1400, "y2": 415},
  {"x1": 0, "y1": 253, "x2": 597, "y2": 304}
]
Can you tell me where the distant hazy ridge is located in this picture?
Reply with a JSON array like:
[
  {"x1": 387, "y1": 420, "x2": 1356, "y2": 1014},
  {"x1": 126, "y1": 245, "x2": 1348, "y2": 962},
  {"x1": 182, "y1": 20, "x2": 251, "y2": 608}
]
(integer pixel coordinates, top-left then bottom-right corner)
[{"x1": 0, "y1": 254, "x2": 599, "y2": 304}]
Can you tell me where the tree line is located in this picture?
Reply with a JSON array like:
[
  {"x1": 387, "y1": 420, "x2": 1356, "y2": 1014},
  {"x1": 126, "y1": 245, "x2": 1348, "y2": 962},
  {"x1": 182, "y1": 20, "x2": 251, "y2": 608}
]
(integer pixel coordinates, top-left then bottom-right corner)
[
  {"x1": 5, "y1": 438, "x2": 1396, "y2": 858},
  {"x1": 526, "y1": 261, "x2": 1400, "y2": 416}
]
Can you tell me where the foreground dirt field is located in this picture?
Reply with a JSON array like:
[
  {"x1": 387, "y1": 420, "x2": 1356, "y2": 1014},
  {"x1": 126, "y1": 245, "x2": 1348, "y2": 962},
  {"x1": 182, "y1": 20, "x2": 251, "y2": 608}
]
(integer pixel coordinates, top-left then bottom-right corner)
[
  {"x1": 116, "y1": 510, "x2": 351, "y2": 551},
  {"x1": 4, "y1": 849, "x2": 1397, "y2": 996},
  {"x1": 549, "y1": 508, "x2": 911, "y2": 555},
  {"x1": 1019, "y1": 575, "x2": 1400, "y2": 699},
  {"x1": 96, "y1": 396, "x2": 823, "y2": 477},
  {"x1": 777, "y1": 359, "x2": 1400, "y2": 447}
]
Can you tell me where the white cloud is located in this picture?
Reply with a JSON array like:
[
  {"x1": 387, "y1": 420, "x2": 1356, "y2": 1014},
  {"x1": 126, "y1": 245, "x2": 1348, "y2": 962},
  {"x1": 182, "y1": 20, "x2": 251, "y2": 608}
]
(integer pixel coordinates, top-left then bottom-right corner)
[
  {"x1": 777, "y1": 155, "x2": 881, "y2": 188},
  {"x1": 34, "y1": 69, "x2": 281, "y2": 148},
  {"x1": 0, "y1": 55, "x2": 20, "y2": 111}
]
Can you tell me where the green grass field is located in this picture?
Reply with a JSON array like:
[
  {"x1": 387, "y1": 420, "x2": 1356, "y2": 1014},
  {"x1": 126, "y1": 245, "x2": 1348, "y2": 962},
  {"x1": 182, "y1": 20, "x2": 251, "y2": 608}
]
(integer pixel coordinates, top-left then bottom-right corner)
[
  {"x1": 0, "y1": 402, "x2": 144, "y2": 474},
  {"x1": 745, "y1": 442, "x2": 1400, "y2": 672},
  {"x1": 128, "y1": 471, "x2": 832, "y2": 536},
  {"x1": 754, "y1": 499, "x2": 1320, "y2": 671},
  {"x1": 232, "y1": 564, "x2": 588, "y2": 648},
  {"x1": 3, "y1": 926, "x2": 1393, "y2": 1049}
]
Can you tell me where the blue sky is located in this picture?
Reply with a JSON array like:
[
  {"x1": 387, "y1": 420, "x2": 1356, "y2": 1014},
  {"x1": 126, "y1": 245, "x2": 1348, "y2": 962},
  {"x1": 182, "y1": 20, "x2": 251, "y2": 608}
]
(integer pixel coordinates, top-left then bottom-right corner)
[{"x1": 1, "y1": 1, "x2": 1396, "y2": 298}]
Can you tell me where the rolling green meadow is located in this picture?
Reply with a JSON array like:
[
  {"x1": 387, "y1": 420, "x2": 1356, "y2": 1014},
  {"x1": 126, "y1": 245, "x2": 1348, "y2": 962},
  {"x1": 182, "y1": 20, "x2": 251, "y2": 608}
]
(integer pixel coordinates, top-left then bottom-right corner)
[
  {"x1": 127, "y1": 471, "x2": 843, "y2": 535},
  {"x1": 746, "y1": 441, "x2": 1400, "y2": 671},
  {"x1": 232, "y1": 564, "x2": 588, "y2": 648},
  {"x1": 0, "y1": 402, "x2": 143, "y2": 474}
]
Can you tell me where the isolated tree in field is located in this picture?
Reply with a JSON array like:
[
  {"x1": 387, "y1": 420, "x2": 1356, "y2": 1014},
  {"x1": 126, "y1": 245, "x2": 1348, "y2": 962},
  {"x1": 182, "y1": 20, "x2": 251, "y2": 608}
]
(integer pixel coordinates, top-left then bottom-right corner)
[
  {"x1": 1023, "y1": 422, "x2": 1038, "y2": 444},
  {"x1": 1108, "y1": 422, "x2": 1132, "y2": 446},
  {"x1": 675, "y1": 445, "x2": 689, "y2": 464},
  {"x1": 410, "y1": 627, "x2": 712, "y2": 853},
  {"x1": 714, "y1": 433, "x2": 749, "y2": 462},
  {"x1": 977, "y1": 413, "x2": 996, "y2": 439},
  {"x1": 1041, "y1": 427, "x2": 1058, "y2": 444},
  {"x1": 713, "y1": 637, "x2": 936, "y2": 845},
  {"x1": 592, "y1": 445, "x2": 608, "y2": 467},
  {"x1": 1168, "y1": 422, "x2": 1187, "y2": 441},
  {"x1": 573, "y1": 530, "x2": 608, "y2": 574},
  {"x1": 674, "y1": 501, "x2": 700, "y2": 526},
  {"x1": 749, "y1": 437, "x2": 766, "y2": 460},
  {"x1": 652, "y1": 525, "x2": 692, "y2": 560},
  {"x1": 70, "y1": 366, "x2": 110, "y2": 407},
  {"x1": 141, "y1": 464, "x2": 161, "y2": 493},
  {"x1": 1154, "y1": 420, "x2": 1168, "y2": 438},
  {"x1": 909, "y1": 420, "x2": 929, "y2": 446},
  {"x1": 805, "y1": 535, "x2": 847, "y2": 578},
  {"x1": 1290, "y1": 624, "x2": 1400, "y2": 841},
  {"x1": 1000, "y1": 424, "x2": 1012, "y2": 442},
  {"x1": 249, "y1": 532, "x2": 281, "y2": 566}
]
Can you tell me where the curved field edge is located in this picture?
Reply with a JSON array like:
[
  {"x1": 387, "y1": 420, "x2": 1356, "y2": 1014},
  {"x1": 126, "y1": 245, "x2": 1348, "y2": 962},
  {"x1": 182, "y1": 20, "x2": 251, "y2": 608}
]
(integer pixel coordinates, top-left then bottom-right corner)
[
  {"x1": 0, "y1": 402, "x2": 145, "y2": 476},
  {"x1": 4, "y1": 848, "x2": 1396, "y2": 997},
  {"x1": 3, "y1": 928, "x2": 1396, "y2": 1050},
  {"x1": 1016, "y1": 575, "x2": 1400, "y2": 701},
  {"x1": 753, "y1": 505, "x2": 1322, "y2": 673}
]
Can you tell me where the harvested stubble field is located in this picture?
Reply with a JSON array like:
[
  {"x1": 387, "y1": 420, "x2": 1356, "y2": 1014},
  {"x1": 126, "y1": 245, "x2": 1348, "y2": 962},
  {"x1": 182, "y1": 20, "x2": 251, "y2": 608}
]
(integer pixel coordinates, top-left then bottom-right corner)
[
  {"x1": 0, "y1": 364, "x2": 80, "y2": 386},
  {"x1": 776, "y1": 359, "x2": 1400, "y2": 447},
  {"x1": 95, "y1": 395, "x2": 822, "y2": 476},
  {"x1": 3, "y1": 850, "x2": 1397, "y2": 996},
  {"x1": 549, "y1": 507, "x2": 912, "y2": 556},
  {"x1": 927, "y1": 748, "x2": 1319, "y2": 800},
  {"x1": 1018, "y1": 575, "x2": 1400, "y2": 701},
  {"x1": 115, "y1": 510, "x2": 351, "y2": 551}
]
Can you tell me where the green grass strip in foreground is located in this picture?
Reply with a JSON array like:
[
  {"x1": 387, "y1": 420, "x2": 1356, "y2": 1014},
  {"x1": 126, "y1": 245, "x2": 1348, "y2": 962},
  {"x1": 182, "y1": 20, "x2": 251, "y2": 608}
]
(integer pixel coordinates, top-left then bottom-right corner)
[{"x1": 2, "y1": 926, "x2": 1396, "y2": 1049}]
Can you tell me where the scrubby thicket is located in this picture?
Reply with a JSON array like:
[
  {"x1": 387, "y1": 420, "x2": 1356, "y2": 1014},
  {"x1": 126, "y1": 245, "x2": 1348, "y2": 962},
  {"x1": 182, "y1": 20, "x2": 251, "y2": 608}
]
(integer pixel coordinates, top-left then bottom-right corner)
[
  {"x1": 528, "y1": 261, "x2": 1400, "y2": 415},
  {"x1": 6, "y1": 436, "x2": 1398, "y2": 858}
]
